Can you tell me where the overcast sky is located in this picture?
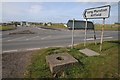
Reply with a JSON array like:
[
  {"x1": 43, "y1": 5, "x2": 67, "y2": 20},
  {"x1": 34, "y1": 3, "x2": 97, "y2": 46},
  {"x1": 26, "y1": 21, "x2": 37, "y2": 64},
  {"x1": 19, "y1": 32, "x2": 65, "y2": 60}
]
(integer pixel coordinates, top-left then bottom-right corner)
[{"x1": 1, "y1": 1, "x2": 119, "y2": 24}]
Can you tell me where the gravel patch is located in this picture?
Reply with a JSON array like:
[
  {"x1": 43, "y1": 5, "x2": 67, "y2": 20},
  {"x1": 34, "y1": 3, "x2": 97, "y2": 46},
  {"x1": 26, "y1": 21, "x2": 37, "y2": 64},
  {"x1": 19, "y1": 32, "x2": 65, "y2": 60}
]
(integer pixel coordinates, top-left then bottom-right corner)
[
  {"x1": 9, "y1": 30, "x2": 35, "y2": 35},
  {"x1": 2, "y1": 51, "x2": 36, "y2": 78}
]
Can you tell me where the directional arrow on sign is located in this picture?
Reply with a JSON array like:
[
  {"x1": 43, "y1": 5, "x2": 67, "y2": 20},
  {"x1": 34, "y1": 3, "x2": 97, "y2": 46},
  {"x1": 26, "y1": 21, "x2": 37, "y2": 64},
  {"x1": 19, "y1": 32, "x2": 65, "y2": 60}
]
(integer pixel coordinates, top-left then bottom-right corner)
[
  {"x1": 83, "y1": 5, "x2": 110, "y2": 19},
  {"x1": 83, "y1": 10, "x2": 87, "y2": 19}
]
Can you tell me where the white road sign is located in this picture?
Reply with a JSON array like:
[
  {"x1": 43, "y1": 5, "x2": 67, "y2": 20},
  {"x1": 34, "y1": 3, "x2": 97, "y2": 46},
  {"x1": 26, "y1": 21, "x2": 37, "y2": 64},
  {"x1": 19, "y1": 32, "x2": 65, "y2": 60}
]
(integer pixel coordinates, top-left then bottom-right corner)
[{"x1": 84, "y1": 5, "x2": 110, "y2": 19}]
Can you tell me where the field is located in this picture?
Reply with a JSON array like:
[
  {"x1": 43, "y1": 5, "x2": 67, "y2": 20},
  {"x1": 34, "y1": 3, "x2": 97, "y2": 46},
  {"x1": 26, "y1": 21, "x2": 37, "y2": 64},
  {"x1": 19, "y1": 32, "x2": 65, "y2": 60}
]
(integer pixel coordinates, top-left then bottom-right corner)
[
  {"x1": 0, "y1": 26, "x2": 16, "y2": 31},
  {"x1": 95, "y1": 24, "x2": 120, "y2": 31},
  {"x1": 36, "y1": 24, "x2": 120, "y2": 31},
  {"x1": 25, "y1": 40, "x2": 119, "y2": 78},
  {"x1": 36, "y1": 24, "x2": 67, "y2": 29}
]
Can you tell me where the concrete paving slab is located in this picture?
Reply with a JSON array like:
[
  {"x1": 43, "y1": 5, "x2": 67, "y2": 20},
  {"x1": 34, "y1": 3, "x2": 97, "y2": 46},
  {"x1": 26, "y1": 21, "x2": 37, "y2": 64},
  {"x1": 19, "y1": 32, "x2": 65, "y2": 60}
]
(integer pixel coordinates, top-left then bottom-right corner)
[
  {"x1": 79, "y1": 48, "x2": 100, "y2": 56},
  {"x1": 46, "y1": 53, "x2": 78, "y2": 74}
]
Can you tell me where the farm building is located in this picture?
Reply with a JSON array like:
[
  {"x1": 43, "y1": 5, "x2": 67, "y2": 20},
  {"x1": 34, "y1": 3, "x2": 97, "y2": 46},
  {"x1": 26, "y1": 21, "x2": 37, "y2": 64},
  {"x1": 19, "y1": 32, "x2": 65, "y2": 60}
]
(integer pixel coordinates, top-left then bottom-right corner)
[
  {"x1": 67, "y1": 20, "x2": 94, "y2": 30},
  {"x1": 20, "y1": 21, "x2": 30, "y2": 27}
]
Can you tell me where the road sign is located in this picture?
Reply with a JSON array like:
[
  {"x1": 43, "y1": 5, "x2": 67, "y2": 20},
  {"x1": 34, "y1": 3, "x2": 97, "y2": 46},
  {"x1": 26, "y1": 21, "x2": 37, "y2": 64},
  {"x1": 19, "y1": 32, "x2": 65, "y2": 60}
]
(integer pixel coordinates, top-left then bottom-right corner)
[
  {"x1": 83, "y1": 5, "x2": 111, "y2": 51},
  {"x1": 83, "y1": 5, "x2": 110, "y2": 19}
]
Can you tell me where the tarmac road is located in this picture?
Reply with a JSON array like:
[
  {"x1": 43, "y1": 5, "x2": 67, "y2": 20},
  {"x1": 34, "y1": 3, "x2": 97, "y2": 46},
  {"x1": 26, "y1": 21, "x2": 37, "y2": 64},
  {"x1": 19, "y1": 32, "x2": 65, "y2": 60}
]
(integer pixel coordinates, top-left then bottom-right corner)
[{"x1": 2, "y1": 26, "x2": 119, "y2": 53}]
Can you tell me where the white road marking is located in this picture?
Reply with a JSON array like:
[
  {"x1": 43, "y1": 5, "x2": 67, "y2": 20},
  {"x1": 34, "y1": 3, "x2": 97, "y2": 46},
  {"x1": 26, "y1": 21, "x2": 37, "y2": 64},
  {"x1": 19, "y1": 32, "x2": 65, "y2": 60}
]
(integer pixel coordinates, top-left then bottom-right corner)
[
  {"x1": 86, "y1": 38, "x2": 94, "y2": 41},
  {"x1": 2, "y1": 48, "x2": 41, "y2": 53},
  {"x1": 86, "y1": 37, "x2": 113, "y2": 41},
  {"x1": 2, "y1": 37, "x2": 11, "y2": 40},
  {"x1": 68, "y1": 43, "x2": 78, "y2": 47},
  {"x1": 103, "y1": 37, "x2": 113, "y2": 39},
  {"x1": 26, "y1": 36, "x2": 39, "y2": 40},
  {"x1": 2, "y1": 46, "x2": 65, "y2": 53},
  {"x1": 7, "y1": 37, "x2": 26, "y2": 41},
  {"x1": 3, "y1": 50, "x2": 18, "y2": 53},
  {"x1": 44, "y1": 46, "x2": 60, "y2": 48},
  {"x1": 37, "y1": 27, "x2": 45, "y2": 30},
  {"x1": 36, "y1": 27, "x2": 41, "y2": 29},
  {"x1": 37, "y1": 28, "x2": 41, "y2": 29},
  {"x1": 41, "y1": 36, "x2": 51, "y2": 40},
  {"x1": 26, "y1": 48, "x2": 41, "y2": 50}
]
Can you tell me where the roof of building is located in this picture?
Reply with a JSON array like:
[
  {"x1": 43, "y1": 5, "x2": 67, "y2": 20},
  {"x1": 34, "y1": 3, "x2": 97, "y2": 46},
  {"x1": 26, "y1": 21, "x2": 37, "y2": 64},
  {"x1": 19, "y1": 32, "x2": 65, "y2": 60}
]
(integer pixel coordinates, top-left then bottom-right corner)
[{"x1": 68, "y1": 20, "x2": 92, "y2": 23}]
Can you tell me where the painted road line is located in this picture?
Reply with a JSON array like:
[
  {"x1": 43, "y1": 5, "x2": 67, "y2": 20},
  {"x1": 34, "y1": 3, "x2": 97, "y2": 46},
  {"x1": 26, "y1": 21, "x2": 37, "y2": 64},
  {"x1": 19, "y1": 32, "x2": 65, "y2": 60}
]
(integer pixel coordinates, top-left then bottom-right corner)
[
  {"x1": 37, "y1": 27, "x2": 45, "y2": 30},
  {"x1": 26, "y1": 36, "x2": 39, "y2": 40},
  {"x1": 97, "y1": 37, "x2": 113, "y2": 40},
  {"x1": 2, "y1": 48, "x2": 41, "y2": 53},
  {"x1": 7, "y1": 37, "x2": 26, "y2": 41},
  {"x1": 86, "y1": 38, "x2": 94, "y2": 41},
  {"x1": 37, "y1": 28, "x2": 41, "y2": 29},
  {"x1": 2, "y1": 37, "x2": 11, "y2": 40},
  {"x1": 86, "y1": 37, "x2": 113, "y2": 41},
  {"x1": 26, "y1": 48, "x2": 41, "y2": 51},
  {"x1": 3, "y1": 50, "x2": 18, "y2": 53},
  {"x1": 2, "y1": 48, "x2": 40, "y2": 53},
  {"x1": 2, "y1": 46, "x2": 65, "y2": 53},
  {"x1": 101, "y1": 37, "x2": 113, "y2": 39},
  {"x1": 41, "y1": 36, "x2": 51, "y2": 40},
  {"x1": 68, "y1": 43, "x2": 78, "y2": 47},
  {"x1": 37, "y1": 28, "x2": 42, "y2": 29}
]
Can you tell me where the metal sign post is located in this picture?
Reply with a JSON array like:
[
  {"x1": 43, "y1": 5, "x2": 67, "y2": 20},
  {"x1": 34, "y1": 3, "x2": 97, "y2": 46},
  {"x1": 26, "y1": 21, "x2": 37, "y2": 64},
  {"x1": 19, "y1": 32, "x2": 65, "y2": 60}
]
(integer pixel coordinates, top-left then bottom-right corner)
[
  {"x1": 71, "y1": 18, "x2": 75, "y2": 49},
  {"x1": 83, "y1": 5, "x2": 110, "y2": 51},
  {"x1": 84, "y1": 19, "x2": 87, "y2": 47},
  {"x1": 100, "y1": 18, "x2": 105, "y2": 51},
  {"x1": 93, "y1": 24, "x2": 97, "y2": 45}
]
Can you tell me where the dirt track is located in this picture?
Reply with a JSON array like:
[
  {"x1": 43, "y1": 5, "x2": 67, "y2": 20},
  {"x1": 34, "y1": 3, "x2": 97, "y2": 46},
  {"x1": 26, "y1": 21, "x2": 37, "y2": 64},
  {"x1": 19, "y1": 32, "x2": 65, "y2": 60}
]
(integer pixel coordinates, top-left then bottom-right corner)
[{"x1": 2, "y1": 51, "x2": 35, "y2": 78}]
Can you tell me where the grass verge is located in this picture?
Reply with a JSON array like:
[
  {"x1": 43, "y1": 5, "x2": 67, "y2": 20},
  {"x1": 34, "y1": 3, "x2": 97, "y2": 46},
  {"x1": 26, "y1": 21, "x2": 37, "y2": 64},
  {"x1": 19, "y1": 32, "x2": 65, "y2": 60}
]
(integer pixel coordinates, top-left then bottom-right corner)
[
  {"x1": 95, "y1": 24, "x2": 120, "y2": 31},
  {"x1": 36, "y1": 24, "x2": 120, "y2": 31},
  {"x1": 36, "y1": 24, "x2": 67, "y2": 29},
  {"x1": 0, "y1": 26, "x2": 16, "y2": 31},
  {"x1": 25, "y1": 40, "x2": 119, "y2": 78}
]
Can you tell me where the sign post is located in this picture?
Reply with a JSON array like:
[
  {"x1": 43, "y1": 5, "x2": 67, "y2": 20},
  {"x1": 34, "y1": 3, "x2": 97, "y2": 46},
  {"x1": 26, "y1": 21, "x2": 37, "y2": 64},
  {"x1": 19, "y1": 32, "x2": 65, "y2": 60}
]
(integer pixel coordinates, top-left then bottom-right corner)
[
  {"x1": 100, "y1": 18, "x2": 105, "y2": 51},
  {"x1": 93, "y1": 27, "x2": 97, "y2": 45},
  {"x1": 83, "y1": 5, "x2": 110, "y2": 51},
  {"x1": 71, "y1": 18, "x2": 75, "y2": 49},
  {"x1": 84, "y1": 19, "x2": 87, "y2": 47}
]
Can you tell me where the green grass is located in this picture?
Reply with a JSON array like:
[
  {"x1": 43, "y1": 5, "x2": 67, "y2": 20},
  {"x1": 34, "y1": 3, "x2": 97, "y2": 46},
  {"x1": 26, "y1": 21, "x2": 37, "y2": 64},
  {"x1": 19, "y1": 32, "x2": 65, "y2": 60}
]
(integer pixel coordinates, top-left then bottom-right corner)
[
  {"x1": 36, "y1": 24, "x2": 67, "y2": 29},
  {"x1": 46, "y1": 24, "x2": 67, "y2": 29},
  {"x1": 25, "y1": 41, "x2": 119, "y2": 78},
  {"x1": 95, "y1": 24, "x2": 120, "y2": 31},
  {"x1": 0, "y1": 26, "x2": 16, "y2": 31},
  {"x1": 36, "y1": 24, "x2": 120, "y2": 31}
]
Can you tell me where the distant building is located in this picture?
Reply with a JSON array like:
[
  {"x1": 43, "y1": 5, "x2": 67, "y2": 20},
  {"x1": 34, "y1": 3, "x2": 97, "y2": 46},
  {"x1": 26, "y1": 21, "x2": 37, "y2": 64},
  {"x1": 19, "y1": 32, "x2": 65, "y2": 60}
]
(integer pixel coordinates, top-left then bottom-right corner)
[
  {"x1": 114, "y1": 22, "x2": 120, "y2": 25},
  {"x1": 20, "y1": 21, "x2": 30, "y2": 27},
  {"x1": 2, "y1": 22, "x2": 14, "y2": 26},
  {"x1": 43, "y1": 22, "x2": 52, "y2": 26},
  {"x1": 47, "y1": 22, "x2": 52, "y2": 26},
  {"x1": 67, "y1": 20, "x2": 94, "y2": 30},
  {"x1": 9, "y1": 21, "x2": 21, "y2": 27},
  {"x1": 43, "y1": 23, "x2": 47, "y2": 26},
  {"x1": 0, "y1": 23, "x2": 2, "y2": 26},
  {"x1": 1, "y1": 21, "x2": 31, "y2": 27},
  {"x1": 64, "y1": 24, "x2": 67, "y2": 27}
]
